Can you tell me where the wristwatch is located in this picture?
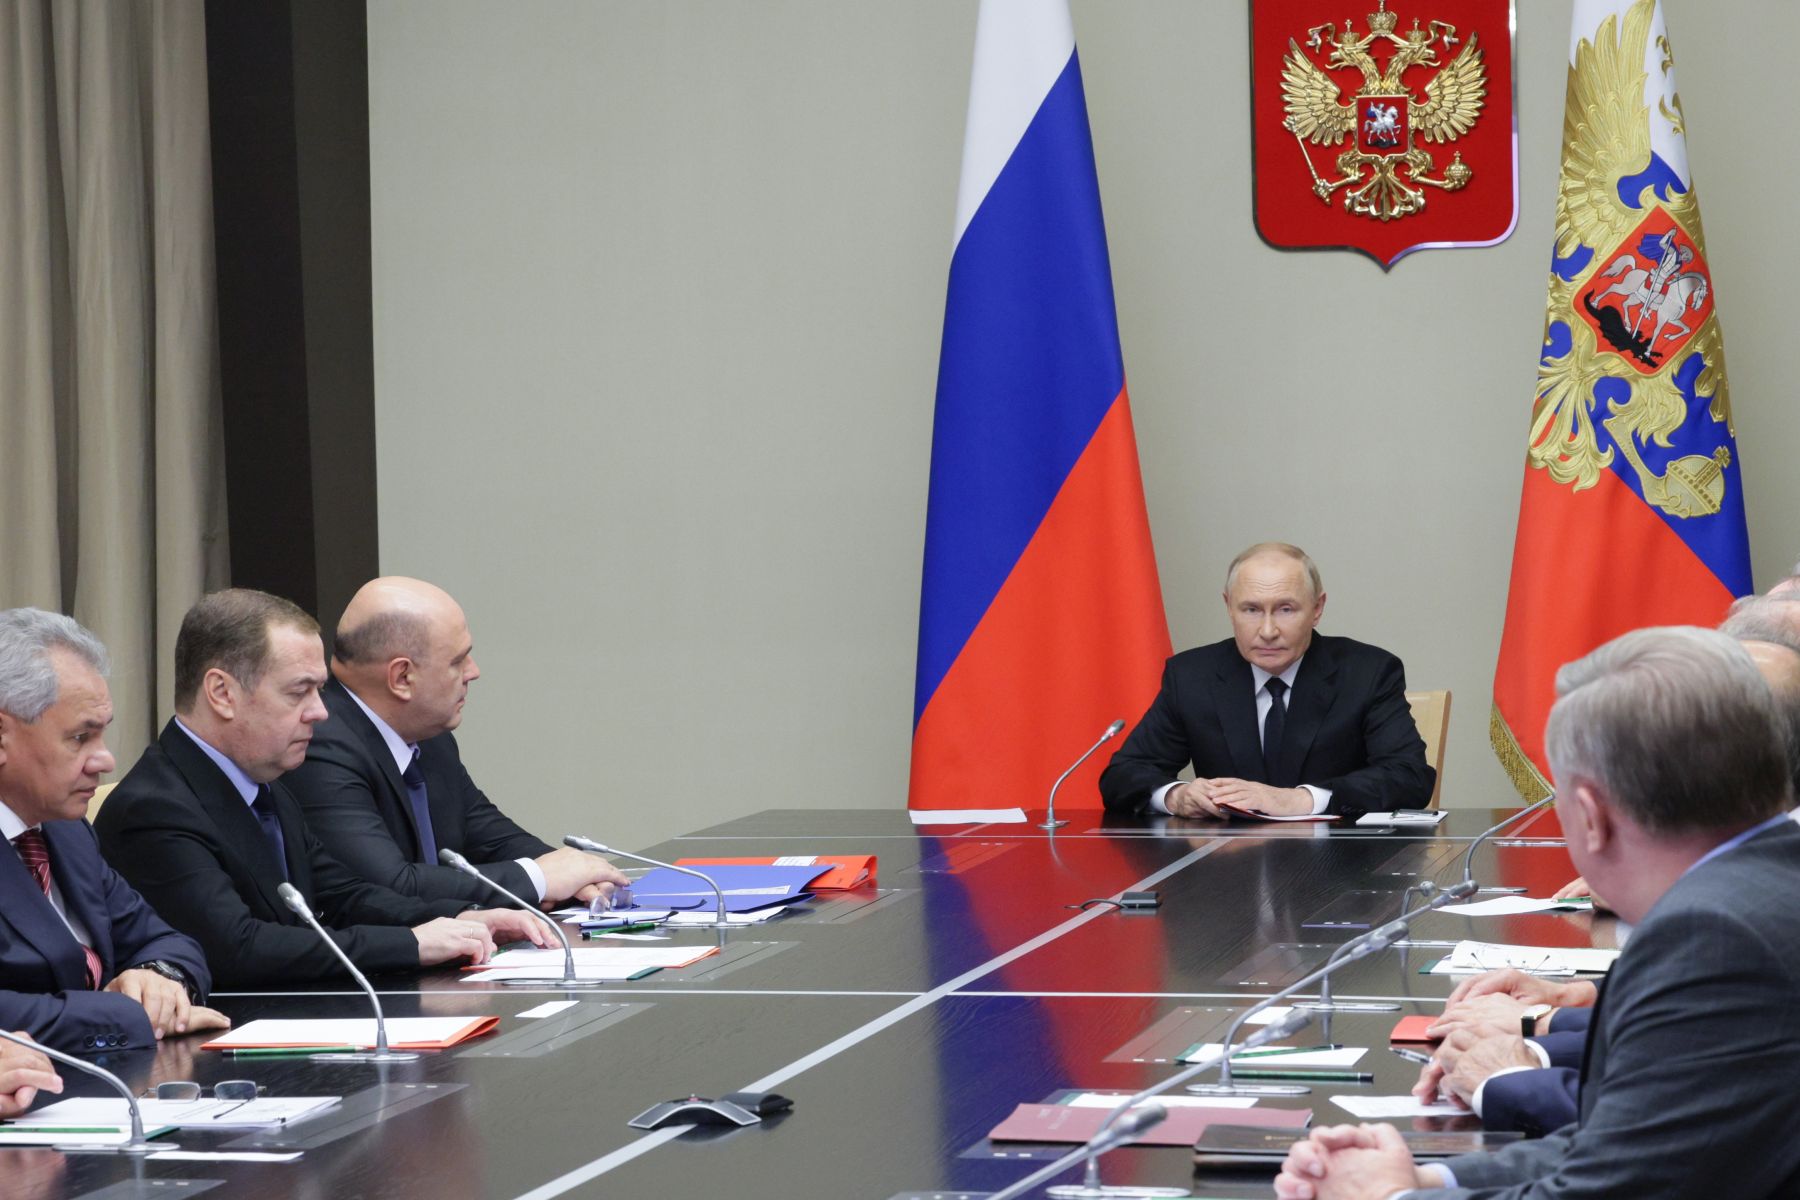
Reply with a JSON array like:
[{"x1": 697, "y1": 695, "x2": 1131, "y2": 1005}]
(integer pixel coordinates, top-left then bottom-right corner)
[
  {"x1": 128, "y1": 959, "x2": 201, "y2": 1004},
  {"x1": 1520, "y1": 1003, "x2": 1555, "y2": 1037}
]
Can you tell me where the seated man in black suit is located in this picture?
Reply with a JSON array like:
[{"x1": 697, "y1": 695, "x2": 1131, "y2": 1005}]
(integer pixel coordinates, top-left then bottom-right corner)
[
  {"x1": 285, "y1": 577, "x2": 626, "y2": 907},
  {"x1": 1276, "y1": 626, "x2": 1800, "y2": 1199},
  {"x1": 1100, "y1": 543, "x2": 1433, "y2": 819},
  {"x1": 0, "y1": 608, "x2": 222, "y2": 1053},
  {"x1": 95, "y1": 590, "x2": 549, "y2": 989}
]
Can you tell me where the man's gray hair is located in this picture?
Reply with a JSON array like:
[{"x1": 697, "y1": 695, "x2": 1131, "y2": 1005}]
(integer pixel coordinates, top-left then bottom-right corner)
[
  {"x1": 1719, "y1": 595, "x2": 1800, "y2": 654},
  {"x1": 1546, "y1": 626, "x2": 1790, "y2": 833},
  {"x1": 0, "y1": 608, "x2": 111, "y2": 723},
  {"x1": 1224, "y1": 542, "x2": 1323, "y2": 603}
]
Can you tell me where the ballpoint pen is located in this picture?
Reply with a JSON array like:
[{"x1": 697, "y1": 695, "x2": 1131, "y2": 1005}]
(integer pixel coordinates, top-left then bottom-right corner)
[
  {"x1": 1225, "y1": 1070, "x2": 1375, "y2": 1084},
  {"x1": 1389, "y1": 1046, "x2": 1433, "y2": 1064}
]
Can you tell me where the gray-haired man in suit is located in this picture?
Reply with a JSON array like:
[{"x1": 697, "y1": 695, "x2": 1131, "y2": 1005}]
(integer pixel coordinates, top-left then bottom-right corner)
[{"x1": 1275, "y1": 625, "x2": 1800, "y2": 1199}]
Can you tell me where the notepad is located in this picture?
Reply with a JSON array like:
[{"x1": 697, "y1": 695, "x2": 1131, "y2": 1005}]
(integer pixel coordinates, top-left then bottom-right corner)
[
  {"x1": 1426, "y1": 940, "x2": 1619, "y2": 976},
  {"x1": 203, "y1": 1016, "x2": 498, "y2": 1051},
  {"x1": 14, "y1": 1096, "x2": 340, "y2": 1131},
  {"x1": 1180, "y1": 1044, "x2": 1367, "y2": 1068},
  {"x1": 908, "y1": 808, "x2": 1027, "y2": 825},
  {"x1": 989, "y1": 1102, "x2": 1309, "y2": 1145},
  {"x1": 1356, "y1": 811, "x2": 1448, "y2": 827},
  {"x1": 1331, "y1": 1095, "x2": 1465, "y2": 1119},
  {"x1": 1436, "y1": 895, "x2": 1593, "y2": 916}
]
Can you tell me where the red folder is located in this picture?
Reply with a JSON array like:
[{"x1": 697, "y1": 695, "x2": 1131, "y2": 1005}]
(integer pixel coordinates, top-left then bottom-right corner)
[
  {"x1": 987, "y1": 1102, "x2": 1310, "y2": 1147},
  {"x1": 1390, "y1": 1015, "x2": 1440, "y2": 1044},
  {"x1": 673, "y1": 855, "x2": 876, "y2": 889}
]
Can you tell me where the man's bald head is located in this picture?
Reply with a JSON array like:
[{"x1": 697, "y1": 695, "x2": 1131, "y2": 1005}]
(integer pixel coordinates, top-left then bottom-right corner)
[
  {"x1": 1741, "y1": 639, "x2": 1800, "y2": 796},
  {"x1": 332, "y1": 578, "x2": 480, "y2": 742}
]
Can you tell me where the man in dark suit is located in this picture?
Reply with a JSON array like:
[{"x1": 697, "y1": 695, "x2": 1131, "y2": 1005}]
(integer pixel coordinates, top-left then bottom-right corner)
[
  {"x1": 0, "y1": 608, "x2": 221, "y2": 1054},
  {"x1": 1100, "y1": 543, "x2": 1433, "y2": 818},
  {"x1": 285, "y1": 577, "x2": 625, "y2": 907},
  {"x1": 95, "y1": 590, "x2": 550, "y2": 989},
  {"x1": 1275, "y1": 626, "x2": 1800, "y2": 1199}
]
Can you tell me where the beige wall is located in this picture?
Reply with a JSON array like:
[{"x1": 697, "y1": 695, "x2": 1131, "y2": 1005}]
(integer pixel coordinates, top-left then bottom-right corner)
[{"x1": 367, "y1": 1, "x2": 1800, "y2": 854}]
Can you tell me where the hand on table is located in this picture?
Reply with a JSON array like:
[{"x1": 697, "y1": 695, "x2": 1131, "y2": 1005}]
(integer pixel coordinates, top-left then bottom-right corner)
[
  {"x1": 105, "y1": 967, "x2": 191, "y2": 1039},
  {"x1": 1443, "y1": 967, "x2": 1597, "y2": 1012},
  {"x1": 535, "y1": 846, "x2": 629, "y2": 906},
  {"x1": 413, "y1": 916, "x2": 498, "y2": 966},
  {"x1": 465, "y1": 907, "x2": 554, "y2": 949},
  {"x1": 1413, "y1": 1027, "x2": 1540, "y2": 1109},
  {"x1": 1427, "y1": 992, "x2": 1528, "y2": 1041},
  {"x1": 1169, "y1": 779, "x2": 1314, "y2": 818},
  {"x1": 1275, "y1": 1123, "x2": 1433, "y2": 1200},
  {"x1": 0, "y1": 1034, "x2": 62, "y2": 1118}
]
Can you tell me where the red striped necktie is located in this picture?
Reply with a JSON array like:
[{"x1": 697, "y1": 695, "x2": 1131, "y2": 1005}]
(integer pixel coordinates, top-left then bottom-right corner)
[{"x1": 13, "y1": 828, "x2": 104, "y2": 989}]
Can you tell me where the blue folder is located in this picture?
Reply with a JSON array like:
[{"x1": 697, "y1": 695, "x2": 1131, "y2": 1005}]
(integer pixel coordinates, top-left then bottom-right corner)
[{"x1": 620, "y1": 864, "x2": 823, "y2": 913}]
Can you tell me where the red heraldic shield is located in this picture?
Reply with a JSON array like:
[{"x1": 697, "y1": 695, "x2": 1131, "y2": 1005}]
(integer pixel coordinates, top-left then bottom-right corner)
[{"x1": 1251, "y1": 0, "x2": 1517, "y2": 267}]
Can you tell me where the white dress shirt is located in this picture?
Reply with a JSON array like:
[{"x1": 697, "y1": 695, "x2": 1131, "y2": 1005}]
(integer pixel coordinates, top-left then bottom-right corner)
[{"x1": 1149, "y1": 655, "x2": 1333, "y2": 814}]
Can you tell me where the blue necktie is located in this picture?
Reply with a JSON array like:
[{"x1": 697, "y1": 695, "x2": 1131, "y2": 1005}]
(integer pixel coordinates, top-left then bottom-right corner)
[
  {"x1": 251, "y1": 787, "x2": 289, "y2": 881},
  {"x1": 1262, "y1": 677, "x2": 1288, "y2": 782},
  {"x1": 402, "y1": 749, "x2": 439, "y2": 863}
]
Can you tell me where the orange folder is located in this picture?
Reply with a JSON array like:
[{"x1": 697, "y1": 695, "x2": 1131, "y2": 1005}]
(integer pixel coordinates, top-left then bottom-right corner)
[
  {"x1": 1390, "y1": 1015, "x2": 1439, "y2": 1044},
  {"x1": 673, "y1": 855, "x2": 876, "y2": 889},
  {"x1": 202, "y1": 1015, "x2": 499, "y2": 1052}
]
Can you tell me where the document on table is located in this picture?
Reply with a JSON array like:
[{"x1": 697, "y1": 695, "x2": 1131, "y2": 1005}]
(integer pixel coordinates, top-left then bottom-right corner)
[
  {"x1": 1331, "y1": 1095, "x2": 1466, "y2": 1119},
  {"x1": 1355, "y1": 811, "x2": 1448, "y2": 827},
  {"x1": 908, "y1": 808, "x2": 1027, "y2": 825},
  {"x1": 1181, "y1": 1044, "x2": 1368, "y2": 1068},
  {"x1": 13, "y1": 1096, "x2": 340, "y2": 1131},
  {"x1": 482, "y1": 946, "x2": 717, "y2": 970},
  {"x1": 0, "y1": 1124, "x2": 175, "y2": 1146},
  {"x1": 204, "y1": 1016, "x2": 498, "y2": 1051},
  {"x1": 1436, "y1": 895, "x2": 1593, "y2": 917},
  {"x1": 624, "y1": 865, "x2": 823, "y2": 912},
  {"x1": 1427, "y1": 940, "x2": 1620, "y2": 976},
  {"x1": 665, "y1": 906, "x2": 786, "y2": 926},
  {"x1": 1063, "y1": 1092, "x2": 1259, "y2": 1109}
]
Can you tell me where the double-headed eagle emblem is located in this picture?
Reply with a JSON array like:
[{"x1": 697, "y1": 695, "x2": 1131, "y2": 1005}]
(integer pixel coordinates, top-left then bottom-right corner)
[{"x1": 1281, "y1": 0, "x2": 1487, "y2": 221}]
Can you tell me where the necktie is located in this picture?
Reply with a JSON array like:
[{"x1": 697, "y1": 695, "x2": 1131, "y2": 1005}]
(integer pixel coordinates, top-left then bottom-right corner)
[
  {"x1": 1262, "y1": 677, "x2": 1288, "y2": 782},
  {"x1": 251, "y1": 787, "x2": 289, "y2": 881},
  {"x1": 13, "y1": 829, "x2": 104, "y2": 988},
  {"x1": 403, "y1": 749, "x2": 439, "y2": 862}
]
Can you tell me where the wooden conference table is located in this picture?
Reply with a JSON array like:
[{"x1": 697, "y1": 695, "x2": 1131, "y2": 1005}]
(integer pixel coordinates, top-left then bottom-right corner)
[{"x1": 12, "y1": 804, "x2": 1599, "y2": 1200}]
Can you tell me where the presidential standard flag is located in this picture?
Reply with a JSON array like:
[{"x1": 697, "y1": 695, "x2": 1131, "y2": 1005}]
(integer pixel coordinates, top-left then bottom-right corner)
[
  {"x1": 1492, "y1": 0, "x2": 1748, "y2": 798},
  {"x1": 908, "y1": 0, "x2": 1170, "y2": 813}
]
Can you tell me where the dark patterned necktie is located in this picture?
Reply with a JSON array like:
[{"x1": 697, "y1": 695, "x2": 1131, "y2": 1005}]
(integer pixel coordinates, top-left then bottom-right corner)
[
  {"x1": 251, "y1": 787, "x2": 289, "y2": 881},
  {"x1": 1262, "y1": 677, "x2": 1288, "y2": 781},
  {"x1": 13, "y1": 829, "x2": 104, "y2": 988},
  {"x1": 403, "y1": 749, "x2": 439, "y2": 862}
]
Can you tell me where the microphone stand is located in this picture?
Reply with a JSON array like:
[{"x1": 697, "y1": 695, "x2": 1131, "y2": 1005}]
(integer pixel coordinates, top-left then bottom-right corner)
[
  {"x1": 1187, "y1": 919, "x2": 1412, "y2": 1098},
  {"x1": 1028, "y1": 1008, "x2": 1315, "y2": 1200},
  {"x1": 0, "y1": 1029, "x2": 177, "y2": 1155},
  {"x1": 1459, "y1": 794, "x2": 1557, "y2": 895},
  {"x1": 277, "y1": 882, "x2": 420, "y2": 1062},
  {"x1": 564, "y1": 835, "x2": 732, "y2": 929},
  {"x1": 439, "y1": 849, "x2": 606, "y2": 988},
  {"x1": 1043, "y1": 719, "x2": 1125, "y2": 830},
  {"x1": 1300, "y1": 880, "x2": 1478, "y2": 1014},
  {"x1": 988, "y1": 1101, "x2": 1173, "y2": 1200}
]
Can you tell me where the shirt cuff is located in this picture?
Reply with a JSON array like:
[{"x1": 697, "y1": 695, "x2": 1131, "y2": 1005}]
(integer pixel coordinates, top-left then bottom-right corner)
[
  {"x1": 1149, "y1": 782, "x2": 1179, "y2": 814},
  {"x1": 1301, "y1": 784, "x2": 1332, "y2": 815},
  {"x1": 1524, "y1": 1039, "x2": 1552, "y2": 1068},
  {"x1": 517, "y1": 857, "x2": 548, "y2": 902},
  {"x1": 1387, "y1": 1163, "x2": 1456, "y2": 1196},
  {"x1": 1470, "y1": 1064, "x2": 1539, "y2": 1118}
]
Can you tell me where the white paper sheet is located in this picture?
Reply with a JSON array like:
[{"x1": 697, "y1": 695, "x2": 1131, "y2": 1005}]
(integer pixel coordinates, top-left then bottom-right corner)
[
  {"x1": 1243, "y1": 1006, "x2": 1296, "y2": 1025},
  {"x1": 0, "y1": 1126, "x2": 172, "y2": 1146},
  {"x1": 485, "y1": 946, "x2": 714, "y2": 969},
  {"x1": 462, "y1": 964, "x2": 664, "y2": 983},
  {"x1": 1330, "y1": 1095, "x2": 1465, "y2": 1119},
  {"x1": 15, "y1": 1097, "x2": 338, "y2": 1131},
  {"x1": 1182, "y1": 1044, "x2": 1368, "y2": 1068},
  {"x1": 203, "y1": 1017, "x2": 486, "y2": 1050},
  {"x1": 1063, "y1": 1092, "x2": 1259, "y2": 1109},
  {"x1": 1356, "y1": 811, "x2": 1448, "y2": 826},
  {"x1": 907, "y1": 808, "x2": 1027, "y2": 825},
  {"x1": 1437, "y1": 895, "x2": 1592, "y2": 917},
  {"x1": 515, "y1": 1000, "x2": 580, "y2": 1019},
  {"x1": 664, "y1": 907, "x2": 785, "y2": 926},
  {"x1": 149, "y1": 1150, "x2": 304, "y2": 1163},
  {"x1": 1436, "y1": 940, "x2": 1618, "y2": 976}
]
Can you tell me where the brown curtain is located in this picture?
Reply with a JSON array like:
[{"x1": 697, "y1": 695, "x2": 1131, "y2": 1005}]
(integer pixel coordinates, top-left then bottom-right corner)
[{"x1": 0, "y1": 0, "x2": 228, "y2": 756}]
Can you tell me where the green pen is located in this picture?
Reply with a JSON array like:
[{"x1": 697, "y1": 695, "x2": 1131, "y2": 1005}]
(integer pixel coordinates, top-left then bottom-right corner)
[
  {"x1": 227, "y1": 1045, "x2": 359, "y2": 1057},
  {"x1": 1231, "y1": 1070, "x2": 1375, "y2": 1083},
  {"x1": 582, "y1": 923, "x2": 660, "y2": 936},
  {"x1": 0, "y1": 1126, "x2": 127, "y2": 1134}
]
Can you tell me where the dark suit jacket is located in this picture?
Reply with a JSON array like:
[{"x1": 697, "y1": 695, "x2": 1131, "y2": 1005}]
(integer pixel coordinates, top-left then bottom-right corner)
[
  {"x1": 1432, "y1": 817, "x2": 1800, "y2": 1197},
  {"x1": 1098, "y1": 633, "x2": 1434, "y2": 816},
  {"x1": 94, "y1": 722, "x2": 469, "y2": 989},
  {"x1": 284, "y1": 679, "x2": 551, "y2": 904},
  {"x1": 0, "y1": 817, "x2": 208, "y2": 1055}
]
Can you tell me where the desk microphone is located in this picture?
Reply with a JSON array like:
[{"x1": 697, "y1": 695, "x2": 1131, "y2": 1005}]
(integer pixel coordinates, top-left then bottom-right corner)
[
  {"x1": 277, "y1": 882, "x2": 420, "y2": 1062},
  {"x1": 1460, "y1": 793, "x2": 1557, "y2": 894},
  {"x1": 564, "y1": 835, "x2": 732, "y2": 929},
  {"x1": 1043, "y1": 719, "x2": 1125, "y2": 830},
  {"x1": 1187, "y1": 919, "x2": 1411, "y2": 1098},
  {"x1": 438, "y1": 849, "x2": 605, "y2": 988},
  {"x1": 1008, "y1": 1008, "x2": 1313, "y2": 1200},
  {"x1": 1303, "y1": 879, "x2": 1479, "y2": 1014},
  {"x1": 0, "y1": 1028, "x2": 176, "y2": 1155}
]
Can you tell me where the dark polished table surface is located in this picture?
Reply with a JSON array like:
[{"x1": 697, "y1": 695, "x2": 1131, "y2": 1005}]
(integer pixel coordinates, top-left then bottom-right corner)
[{"x1": 12, "y1": 805, "x2": 1596, "y2": 1200}]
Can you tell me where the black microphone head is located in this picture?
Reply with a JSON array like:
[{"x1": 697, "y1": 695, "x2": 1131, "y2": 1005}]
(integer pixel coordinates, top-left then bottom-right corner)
[
  {"x1": 1105, "y1": 719, "x2": 1125, "y2": 738},
  {"x1": 276, "y1": 881, "x2": 309, "y2": 916}
]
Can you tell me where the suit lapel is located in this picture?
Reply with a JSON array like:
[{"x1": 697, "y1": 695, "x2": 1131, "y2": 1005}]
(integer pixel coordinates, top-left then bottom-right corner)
[
  {"x1": 1276, "y1": 638, "x2": 1339, "y2": 786},
  {"x1": 328, "y1": 680, "x2": 424, "y2": 857},
  {"x1": 159, "y1": 723, "x2": 293, "y2": 919},
  {"x1": 0, "y1": 831, "x2": 87, "y2": 990},
  {"x1": 1212, "y1": 652, "x2": 1266, "y2": 780},
  {"x1": 43, "y1": 822, "x2": 114, "y2": 977}
]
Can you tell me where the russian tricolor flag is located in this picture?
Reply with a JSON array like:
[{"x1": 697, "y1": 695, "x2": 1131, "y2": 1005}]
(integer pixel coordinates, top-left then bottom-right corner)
[{"x1": 909, "y1": 0, "x2": 1170, "y2": 813}]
